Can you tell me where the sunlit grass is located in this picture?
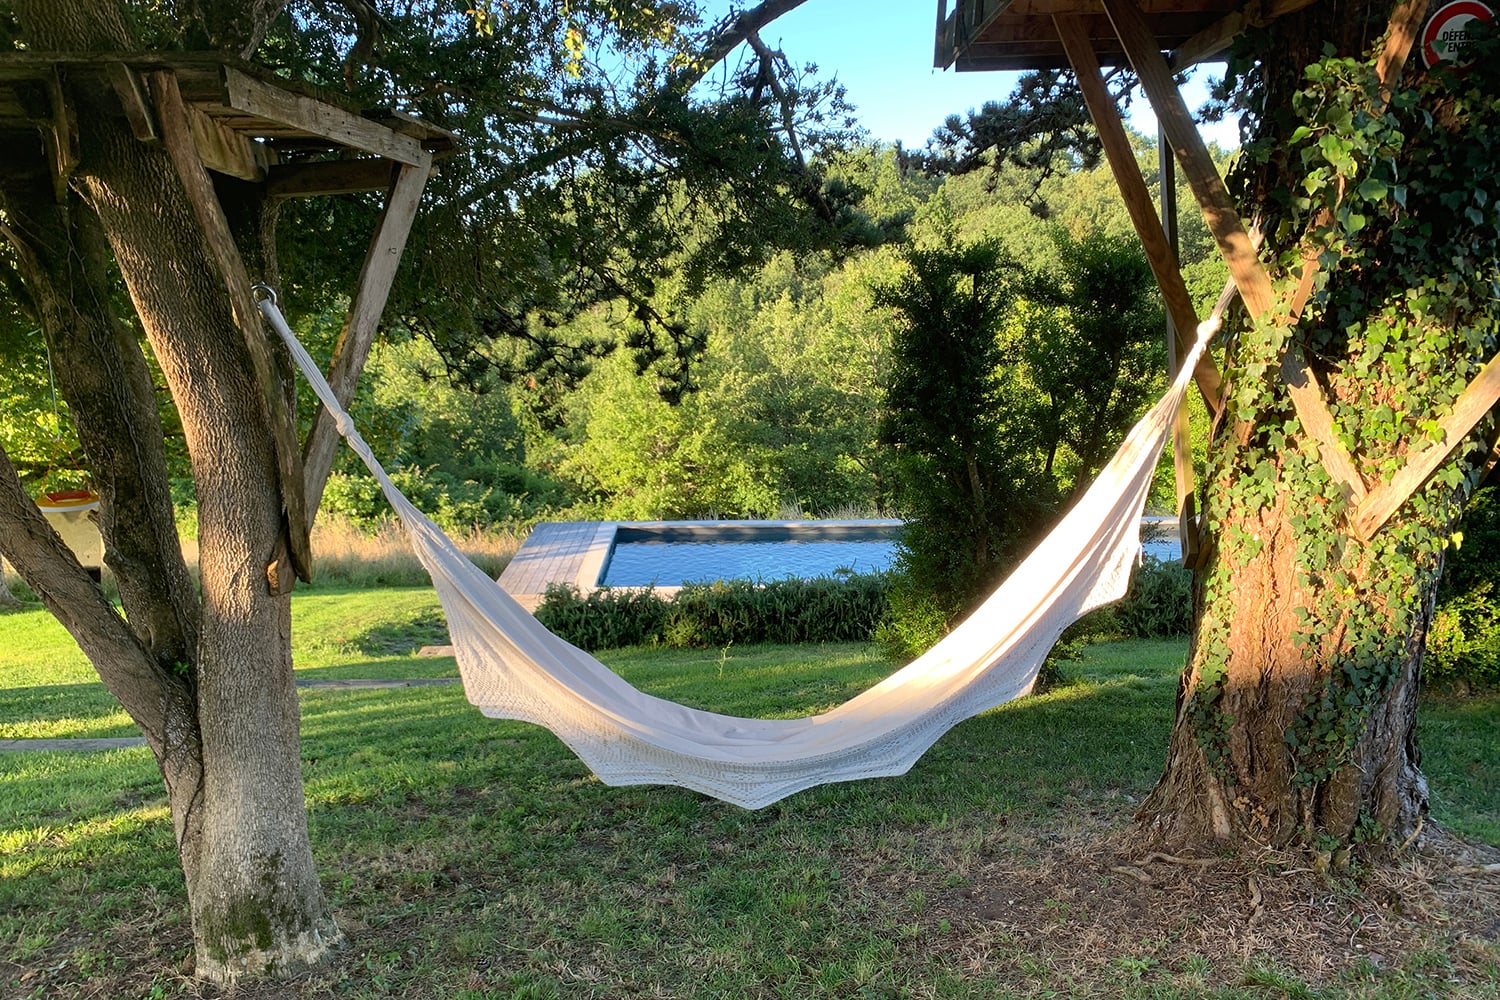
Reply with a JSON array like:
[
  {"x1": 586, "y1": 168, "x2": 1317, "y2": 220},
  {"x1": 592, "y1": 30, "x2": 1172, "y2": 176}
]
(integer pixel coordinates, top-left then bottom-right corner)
[{"x1": 0, "y1": 591, "x2": 1495, "y2": 999}]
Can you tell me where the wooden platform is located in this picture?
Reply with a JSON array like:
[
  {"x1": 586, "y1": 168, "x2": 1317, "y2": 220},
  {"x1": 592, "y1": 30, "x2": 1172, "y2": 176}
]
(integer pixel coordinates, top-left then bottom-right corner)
[
  {"x1": 934, "y1": 0, "x2": 1270, "y2": 72},
  {"x1": 497, "y1": 522, "x2": 616, "y2": 612}
]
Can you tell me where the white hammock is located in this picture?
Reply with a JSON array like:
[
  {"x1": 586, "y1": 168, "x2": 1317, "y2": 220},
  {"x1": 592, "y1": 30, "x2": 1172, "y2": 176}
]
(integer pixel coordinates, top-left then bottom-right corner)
[{"x1": 261, "y1": 295, "x2": 1207, "y2": 809}]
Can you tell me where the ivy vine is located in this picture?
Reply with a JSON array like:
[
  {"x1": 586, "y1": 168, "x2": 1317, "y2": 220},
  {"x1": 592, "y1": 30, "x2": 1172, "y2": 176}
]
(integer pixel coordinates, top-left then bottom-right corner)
[{"x1": 1186, "y1": 24, "x2": 1500, "y2": 801}]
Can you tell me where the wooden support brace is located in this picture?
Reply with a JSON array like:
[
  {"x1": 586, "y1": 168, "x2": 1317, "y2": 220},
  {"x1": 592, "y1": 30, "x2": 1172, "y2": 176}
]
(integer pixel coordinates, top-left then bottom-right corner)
[
  {"x1": 1353, "y1": 350, "x2": 1500, "y2": 537},
  {"x1": 1169, "y1": 0, "x2": 1322, "y2": 70},
  {"x1": 1482, "y1": 435, "x2": 1500, "y2": 487},
  {"x1": 149, "y1": 70, "x2": 313, "y2": 591},
  {"x1": 221, "y1": 65, "x2": 427, "y2": 166},
  {"x1": 1054, "y1": 13, "x2": 1223, "y2": 413},
  {"x1": 1376, "y1": 0, "x2": 1428, "y2": 104},
  {"x1": 300, "y1": 154, "x2": 433, "y2": 526},
  {"x1": 1102, "y1": 0, "x2": 1370, "y2": 511},
  {"x1": 42, "y1": 69, "x2": 78, "y2": 203},
  {"x1": 106, "y1": 62, "x2": 157, "y2": 142}
]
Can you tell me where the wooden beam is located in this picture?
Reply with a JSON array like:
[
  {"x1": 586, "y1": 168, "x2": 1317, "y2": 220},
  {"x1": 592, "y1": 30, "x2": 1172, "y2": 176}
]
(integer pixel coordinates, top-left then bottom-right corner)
[
  {"x1": 1102, "y1": 0, "x2": 1370, "y2": 510},
  {"x1": 220, "y1": 64, "x2": 425, "y2": 165},
  {"x1": 187, "y1": 103, "x2": 273, "y2": 181},
  {"x1": 149, "y1": 70, "x2": 313, "y2": 590},
  {"x1": 1353, "y1": 351, "x2": 1500, "y2": 537},
  {"x1": 1158, "y1": 121, "x2": 1199, "y2": 560},
  {"x1": 1376, "y1": 0, "x2": 1428, "y2": 104},
  {"x1": 1169, "y1": 0, "x2": 1322, "y2": 70},
  {"x1": 300, "y1": 155, "x2": 433, "y2": 525},
  {"x1": 265, "y1": 158, "x2": 399, "y2": 198},
  {"x1": 42, "y1": 69, "x2": 77, "y2": 203},
  {"x1": 1054, "y1": 13, "x2": 1223, "y2": 412},
  {"x1": 106, "y1": 62, "x2": 157, "y2": 142}
]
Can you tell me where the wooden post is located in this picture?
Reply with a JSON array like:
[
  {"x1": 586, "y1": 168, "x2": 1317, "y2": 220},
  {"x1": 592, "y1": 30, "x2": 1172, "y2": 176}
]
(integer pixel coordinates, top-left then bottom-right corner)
[
  {"x1": 150, "y1": 70, "x2": 314, "y2": 589},
  {"x1": 1353, "y1": 350, "x2": 1500, "y2": 537},
  {"x1": 1159, "y1": 123, "x2": 1201, "y2": 564},
  {"x1": 1101, "y1": 0, "x2": 1370, "y2": 511},
  {"x1": 298, "y1": 155, "x2": 433, "y2": 524}
]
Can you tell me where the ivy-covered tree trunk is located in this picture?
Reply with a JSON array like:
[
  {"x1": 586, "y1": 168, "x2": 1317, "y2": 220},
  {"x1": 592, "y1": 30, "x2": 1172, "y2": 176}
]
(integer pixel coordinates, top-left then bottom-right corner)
[
  {"x1": 1138, "y1": 0, "x2": 1500, "y2": 852},
  {"x1": 0, "y1": 0, "x2": 340, "y2": 982}
]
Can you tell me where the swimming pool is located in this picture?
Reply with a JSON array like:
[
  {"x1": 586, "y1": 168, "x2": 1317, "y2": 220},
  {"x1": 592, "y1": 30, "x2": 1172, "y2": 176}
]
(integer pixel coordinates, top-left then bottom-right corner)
[
  {"x1": 600, "y1": 522, "x2": 901, "y2": 587},
  {"x1": 496, "y1": 517, "x2": 1183, "y2": 610}
]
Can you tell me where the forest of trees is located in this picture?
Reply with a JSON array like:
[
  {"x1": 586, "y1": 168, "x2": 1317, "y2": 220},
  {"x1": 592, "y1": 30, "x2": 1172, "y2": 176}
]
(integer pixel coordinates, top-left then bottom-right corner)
[{"x1": 230, "y1": 141, "x2": 1225, "y2": 537}]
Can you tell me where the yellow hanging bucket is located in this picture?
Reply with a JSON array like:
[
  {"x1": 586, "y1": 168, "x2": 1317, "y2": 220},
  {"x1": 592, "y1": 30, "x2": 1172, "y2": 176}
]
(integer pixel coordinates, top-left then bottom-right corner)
[{"x1": 36, "y1": 489, "x2": 104, "y2": 580}]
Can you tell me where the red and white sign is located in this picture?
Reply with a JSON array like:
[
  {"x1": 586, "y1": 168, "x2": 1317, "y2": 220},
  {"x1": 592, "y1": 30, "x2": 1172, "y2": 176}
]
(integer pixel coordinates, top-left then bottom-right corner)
[{"x1": 1422, "y1": 0, "x2": 1495, "y2": 67}]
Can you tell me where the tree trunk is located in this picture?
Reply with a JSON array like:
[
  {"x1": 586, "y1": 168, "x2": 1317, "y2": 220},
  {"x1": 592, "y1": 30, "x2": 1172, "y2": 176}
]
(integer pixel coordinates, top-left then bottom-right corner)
[
  {"x1": 1138, "y1": 489, "x2": 1433, "y2": 850},
  {"x1": 6, "y1": 0, "x2": 342, "y2": 982},
  {"x1": 1133, "y1": 0, "x2": 1494, "y2": 854},
  {"x1": 80, "y1": 106, "x2": 341, "y2": 984}
]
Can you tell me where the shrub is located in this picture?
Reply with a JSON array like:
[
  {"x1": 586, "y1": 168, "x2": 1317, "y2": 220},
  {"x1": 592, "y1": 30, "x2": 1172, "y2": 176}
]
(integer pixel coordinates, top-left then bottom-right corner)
[
  {"x1": 1426, "y1": 583, "x2": 1500, "y2": 688},
  {"x1": 1115, "y1": 557, "x2": 1194, "y2": 638},
  {"x1": 534, "y1": 584, "x2": 670, "y2": 651},
  {"x1": 872, "y1": 576, "x2": 951, "y2": 660},
  {"x1": 1427, "y1": 485, "x2": 1500, "y2": 689},
  {"x1": 535, "y1": 573, "x2": 891, "y2": 651}
]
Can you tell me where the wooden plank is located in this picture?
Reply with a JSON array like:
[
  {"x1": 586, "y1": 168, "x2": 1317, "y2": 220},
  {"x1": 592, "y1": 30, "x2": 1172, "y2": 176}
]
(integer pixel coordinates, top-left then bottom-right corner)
[
  {"x1": 149, "y1": 70, "x2": 313, "y2": 589},
  {"x1": 105, "y1": 62, "x2": 157, "y2": 142},
  {"x1": 1376, "y1": 0, "x2": 1428, "y2": 103},
  {"x1": 300, "y1": 155, "x2": 433, "y2": 525},
  {"x1": 265, "y1": 158, "x2": 398, "y2": 198},
  {"x1": 1168, "y1": 0, "x2": 1321, "y2": 69},
  {"x1": 1054, "y1": 13, "x2": 1223, "y2": 411},
  {"x1": 187, "y1": 103, "x2": 273, "y2": 181},
  {"x1": 220, "y1": 64, "x2": 425, "y2": 164},
  {"x1": 1353, "y1": 350, "x2": 1500, "y2": 537},
  {"x1": 1103, "y1": 0, "x2": 1369, "y2": 509},
  {"x1": 42, "y1": 69, "x2": 77, "y2": 203}
]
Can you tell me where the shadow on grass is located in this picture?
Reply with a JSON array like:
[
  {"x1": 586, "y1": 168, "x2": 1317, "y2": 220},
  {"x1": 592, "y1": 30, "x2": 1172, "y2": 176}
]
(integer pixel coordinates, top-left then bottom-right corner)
[{"x1": 0, "y1": 682, "x2": 137, "y2": 738}]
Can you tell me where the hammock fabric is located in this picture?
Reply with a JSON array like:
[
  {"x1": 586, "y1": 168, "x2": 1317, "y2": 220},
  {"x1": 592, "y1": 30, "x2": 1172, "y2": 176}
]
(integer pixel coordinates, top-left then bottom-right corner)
[{"x1": 261, "y1": 295, "x2": 1208, "y2": 809}]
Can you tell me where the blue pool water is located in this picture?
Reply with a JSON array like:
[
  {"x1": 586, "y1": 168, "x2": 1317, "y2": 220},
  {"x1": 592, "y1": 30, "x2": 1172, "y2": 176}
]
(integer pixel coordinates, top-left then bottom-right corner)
[
  {"x1": 596, "y1": 518, "x2": 1181, "y2": 588},
  {"x1": 598, "y1": 522, "x2": 900, "y2": 587},
  {"x1": 601, "y1": 538, "x2": 898, "y2": 586}
]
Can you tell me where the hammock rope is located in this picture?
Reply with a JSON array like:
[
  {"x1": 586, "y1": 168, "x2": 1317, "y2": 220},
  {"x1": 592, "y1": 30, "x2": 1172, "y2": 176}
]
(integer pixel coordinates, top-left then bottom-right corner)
[{"x1": 257, "y1": 289, "x2": 1210, "y2": 809}]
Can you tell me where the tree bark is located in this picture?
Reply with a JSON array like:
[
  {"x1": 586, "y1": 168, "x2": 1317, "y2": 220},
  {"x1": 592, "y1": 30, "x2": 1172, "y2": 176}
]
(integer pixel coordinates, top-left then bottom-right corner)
[
  {"x1": 5, "y1": 0, "x2": 341, "y2": 982},
  {"x1": 1138, "y1": 491, "x2": 1433, "y2": 850},
  {"x1": 1127, "y1": 0, "x2": 1496, "y2": 854}
]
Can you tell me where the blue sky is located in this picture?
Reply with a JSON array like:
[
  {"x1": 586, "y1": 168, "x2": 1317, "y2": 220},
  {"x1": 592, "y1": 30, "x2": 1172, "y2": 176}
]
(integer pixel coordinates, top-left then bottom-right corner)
[{"x1": 701, "y1": 1, "x2": 1240, "y2": 150}]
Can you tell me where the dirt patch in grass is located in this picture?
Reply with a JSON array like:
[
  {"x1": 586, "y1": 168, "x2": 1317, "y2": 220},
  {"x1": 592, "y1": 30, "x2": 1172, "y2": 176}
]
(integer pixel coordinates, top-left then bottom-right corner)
[{"x1": 928, "y1": 822, "x2": 1500, "y2": 994}]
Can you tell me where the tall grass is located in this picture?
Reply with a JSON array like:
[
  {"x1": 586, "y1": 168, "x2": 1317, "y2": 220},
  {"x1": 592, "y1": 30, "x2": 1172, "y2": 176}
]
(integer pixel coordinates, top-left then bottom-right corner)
[
  {"x1": 2, "y1": 515, "x2": 522, "y2": 599},
  {"x1": 305, "y1": 516, "x2": 520, "y2": 586}
]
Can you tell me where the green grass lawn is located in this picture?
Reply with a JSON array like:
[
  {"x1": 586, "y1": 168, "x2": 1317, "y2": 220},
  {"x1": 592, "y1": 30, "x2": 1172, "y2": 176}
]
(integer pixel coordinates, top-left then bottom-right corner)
[{"x1": 1, "y1": 588, "x2": 1496, "y2": 999}]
